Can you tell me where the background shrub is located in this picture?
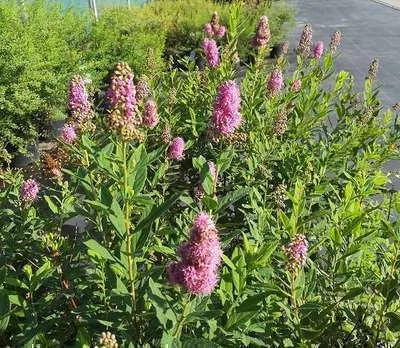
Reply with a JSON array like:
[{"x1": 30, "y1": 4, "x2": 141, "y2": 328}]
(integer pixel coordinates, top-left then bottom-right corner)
[{"x1": 0, "y1": 1, "x2": 88, "y2": 161}]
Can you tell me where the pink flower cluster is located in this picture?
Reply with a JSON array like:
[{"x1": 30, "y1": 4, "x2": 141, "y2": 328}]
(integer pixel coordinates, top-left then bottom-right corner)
[
  {"x1": 168, "y1": 137, "x2": 185, "y2": 160},
  {"x1": 210, "y1": 80, "x2": 242, "y2": 137},
  {"x1": 202, "y1": 38, "x2": 220, "y2": 68},
  {"x1": 143, "y1": 99, "x2": 159, "y2": 129},
  {"x1": 313, "y1": 41, "x2": 324, "y2": 59},
  {"x1": 291, "y1": 79, "x2": 302, "y2": 93},
  {"x1": 329, "y1": 31, "x2": 342, "y2": 52},
  {"x1": 208, "y1": 161, "x2": 217, "y2": 183},
  {"x1": 267, "y1": 69, "x2": 284, "y2": 96},
  {"x1": 106, "y1": 62, "x2": 137, "y2": 121},
  {"x1": 67, "y1": 75, "x2": 92, "y2": 121},
  {"x1": 296, "y1": 24, "x2": 313, "y2": 56},
  {"x1": 204, "y1": 12, "x2": 226, "y2": 38},
  {"x1": 61, "y1": 124, "x2": 77, "y2": 144},
  {"x1": 252, "y1": 16, "x2": 271, "y2": 49},
  {"x1": 167, "y1": 213, "x2": 223, "y2": 295},
  {"x1": 106, "y1": 63, "x2": 142, "y2": 140},
  {"x1": 20, "y1": 178, "x2": 40, "y2": 202},
  {"x1": 284, "y1": 234, "x2": 308, "y2": 272}
]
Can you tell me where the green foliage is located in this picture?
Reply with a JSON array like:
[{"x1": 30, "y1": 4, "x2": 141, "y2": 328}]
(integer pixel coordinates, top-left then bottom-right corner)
[
  {"x1": 3, "y1": 2, "x2": 399, "y2": 348},
  {"x1": 0, "y1": 0, "x2": 88, "y2": 160}
]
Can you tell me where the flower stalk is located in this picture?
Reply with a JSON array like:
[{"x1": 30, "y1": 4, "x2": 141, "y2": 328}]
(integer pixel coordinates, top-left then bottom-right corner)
[
  {"x1": 173, "y1": 294, "x2": 192, "y2": 338},
  {"x1": 122, "y1": 142, "x2": 136, "y2": 312}
]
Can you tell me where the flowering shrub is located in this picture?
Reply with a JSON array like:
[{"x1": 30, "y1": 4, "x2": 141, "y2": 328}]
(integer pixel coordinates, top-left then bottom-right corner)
[{"x1": 1, "y1": 3, "x2": 400, "y2": 347}]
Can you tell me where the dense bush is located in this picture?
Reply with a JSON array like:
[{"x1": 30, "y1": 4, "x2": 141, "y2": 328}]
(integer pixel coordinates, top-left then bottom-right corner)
[
  {"x1": 4, "y1": 2, "x2": 399, "y2": 348},
  {"x1": 0, "y1": 0, "x2": 294, "y2": 162}
]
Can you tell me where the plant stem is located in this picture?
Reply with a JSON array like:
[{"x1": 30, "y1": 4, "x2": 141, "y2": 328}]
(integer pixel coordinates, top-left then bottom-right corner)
[
  {"x1": 122, "y1": 142, "x2": 136, "y2": 310},
  {"x1": 173, "y1": 294, "x2": 192, "y2": 338},
  {"x1": 290, "y1": 271, "x2": 302, "y2": 342}
]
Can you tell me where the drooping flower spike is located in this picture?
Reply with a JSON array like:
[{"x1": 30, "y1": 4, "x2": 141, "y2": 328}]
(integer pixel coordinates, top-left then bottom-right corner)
[
  {"x1": 291, "y1": 79, "x2": 302, "y2": 93},
  {"x1": 367, "y1": 58, "x2": 379, "y2": 81},
  {"x1": 167, "y1": 212, "x2": 223, "y2": 295},
  {"x1": 136, "y1": 75, "x2": 151, "y2": 102}
]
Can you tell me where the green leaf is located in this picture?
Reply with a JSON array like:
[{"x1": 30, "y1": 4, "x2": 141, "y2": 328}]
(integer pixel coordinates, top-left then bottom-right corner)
[
  {"x1": 160, "y1": 333, "x2": 181, "y2": 348},
  {"x1": 0, "y1": 267, "x2": 6, "y2": 286},
  {"x1": 84, "y1": 239, "x2": 116, "y2": 262},
  {"x1": 237, "y1": 293, "x2": 265, "y2": 313},
  {"x1": 222, "y1": 254, "x2": 236, "y2": 270},
  {"x1": 148, "y1": 279, "x2": 176, "y2": 328},
  {"x1": 254, "y1": 241, "x2": 279, "y2": 267},
  {"x1": 0, "y1": 289, "x2": 10, "y2": 332},
  {"x1": 202, "y1": 196, "x2": 218, "y2": 211},
  {"x1": 133, "y1": 164, "x2": 147, "y2": 194},
  {"x1": 340, "y1": 287, "x2": 364, "y2": 301},
  {"x1": 192, "y1": 156, "x2": 206, "y2": 171},
  {"x1": 182, "y1": 338, "x2": 222, "y2": 348},
  {"x1": 201, "y1": 168, "x2": 214, "y2": 196},
  {"x1": 100, "y1": 185, "x2": 113, "y2": 207},
  {"x1": 84, "y1": 200, "x2": 109, "y2": 211},
  {"x1": 217, "y1": 188, "x2": 249, "y2": 213},
  {"x1": 76, "y1": 327, "x2": 91, "y2": 348},
  {"x1": 109, "y1": 200, "x2": 126, "y2": 238},
  {"x1": 386, "y1": 312, "x2": 400, "y2": 331},
  {"x1": 44, "y1": 195, "x2": 59, "y2": 214},
  {"x1": 147, "y1": 145, "x2": 166, "y2": 165},
  {"x1": 135, "y1": 193, "x2": 180, "y2": 250}
]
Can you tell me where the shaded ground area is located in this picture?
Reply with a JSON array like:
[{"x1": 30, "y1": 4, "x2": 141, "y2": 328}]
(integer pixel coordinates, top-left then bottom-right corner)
[{"x1": 288, "y1": 0, "x2": 400, "y2": 107}]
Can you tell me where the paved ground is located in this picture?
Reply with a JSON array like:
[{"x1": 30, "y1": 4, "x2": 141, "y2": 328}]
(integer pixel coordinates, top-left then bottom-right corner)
[
  {"x1": 372, "y1": 0, "x2": 400, "y2": 10},
  {"x1": 287, "y1": 0, "x2": 400, "y2": 107}
]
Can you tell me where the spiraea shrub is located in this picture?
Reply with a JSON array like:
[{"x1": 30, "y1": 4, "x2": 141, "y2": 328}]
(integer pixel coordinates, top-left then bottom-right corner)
[{"x1": 1, "y1": 3, "x2": 400, "y2": 347}]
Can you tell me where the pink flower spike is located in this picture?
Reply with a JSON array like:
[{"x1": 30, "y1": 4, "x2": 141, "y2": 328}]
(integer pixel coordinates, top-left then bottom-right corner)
[
  {"x1": 284, "y1": 234, "x2": 308, "y2": 272},
  {"x1": 61, "y1": 124, "x2": 77, "y2": 144},
  {"x1": 210, "y1": 80, "x2": 242, "y2": 137},
  {"x1": 166, "y1": 212, "x2": 222, "y2": 295},
  {"x1": 330, "y1": 31, "x2": 342, "y2": 52},
  {"x1": 67, "y1": 75, "x2": 91, "y2": 122},
  {"x1": 202, "y1": 38, "x2": 220, "y2": 68},
  {"x1": 168, "y1": 137, "x2": 185, "y2": 160},
  {"x1": 204, "y1": 23, "x2": 213, "y2": 36},
  {"x1": 313, "y1": 41, "x2": 324, "y2": 59},
  {"x1": 252, "y1": 15, "x2": 271, "y2": 49},
  {"x1": 208, "y1": 161, "x2": 217, "y2": 183},
  {"x1": 143, "y1": 99, "x2": 159, "y2": 129},
  {"x1": 267, "y1": 69, "x2": 284, "y2": 96},
  {"x1": 20, "y1": 178, "x2": 40, "y2": 202},
  {"x1": 216, "y1": 25, "x2": 226, "y2": 38}
]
